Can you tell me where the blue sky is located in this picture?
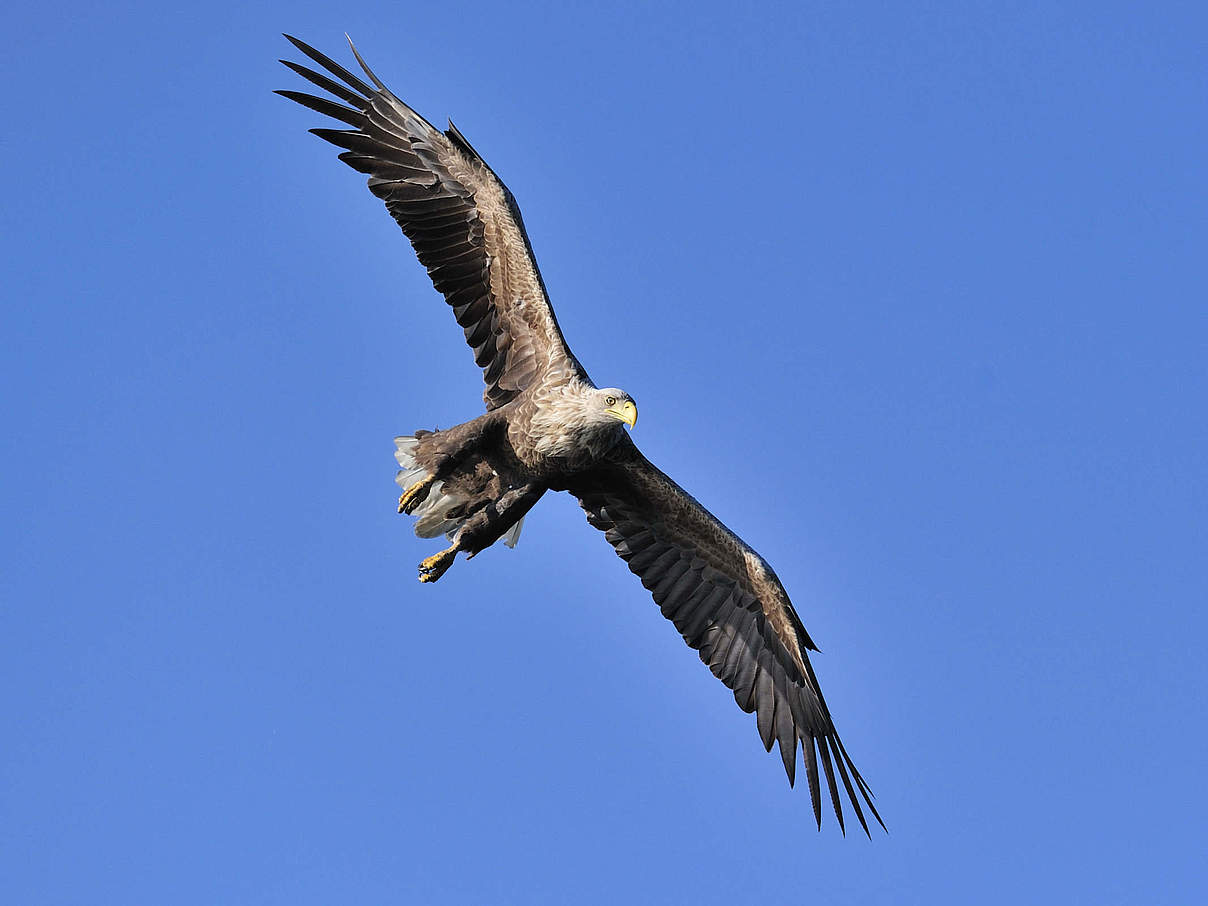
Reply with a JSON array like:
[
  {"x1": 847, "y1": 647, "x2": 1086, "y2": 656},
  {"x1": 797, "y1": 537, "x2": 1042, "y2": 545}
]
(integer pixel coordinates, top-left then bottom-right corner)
[{"x1": 4, "y1": 1, "x2": 1206, "y2": 902}]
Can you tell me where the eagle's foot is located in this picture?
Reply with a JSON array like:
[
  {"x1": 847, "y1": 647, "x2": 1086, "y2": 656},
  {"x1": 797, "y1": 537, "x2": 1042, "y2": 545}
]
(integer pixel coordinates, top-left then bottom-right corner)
[
  {"x1": 398, "y1": 474, "x2": 437, "y2": 514},
  {"x1": 418, "y1": 546, "x2": 457, "y2": 583}
]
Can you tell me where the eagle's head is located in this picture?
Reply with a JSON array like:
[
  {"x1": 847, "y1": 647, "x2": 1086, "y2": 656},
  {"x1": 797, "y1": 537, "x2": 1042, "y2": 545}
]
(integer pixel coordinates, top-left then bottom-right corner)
[{"x1": 592, "y1": 388, "x2": 638, "y2": 429}]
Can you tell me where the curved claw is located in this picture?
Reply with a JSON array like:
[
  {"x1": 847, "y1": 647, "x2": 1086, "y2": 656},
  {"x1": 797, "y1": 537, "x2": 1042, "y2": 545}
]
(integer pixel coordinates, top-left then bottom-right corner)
[
  {"x1": 399, "y1": 474, "x2": 437, "y2": 514},
  {"x1": 418, "y1": 546, "x2": 456, "y2": 583}
]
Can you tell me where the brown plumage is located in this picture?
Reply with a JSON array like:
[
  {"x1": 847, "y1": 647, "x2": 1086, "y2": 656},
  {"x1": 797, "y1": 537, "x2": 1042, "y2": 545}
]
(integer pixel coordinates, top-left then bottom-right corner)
[{"x1": 279, "y1": 35, "x2": 884, "y2": 835}]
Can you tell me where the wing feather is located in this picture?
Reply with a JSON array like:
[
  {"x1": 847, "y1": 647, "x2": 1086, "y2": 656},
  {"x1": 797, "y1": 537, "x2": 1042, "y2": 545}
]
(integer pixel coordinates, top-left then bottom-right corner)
[
  {"x1": 566, "y1": 438, "x2": 884, "y2": 834},
  {"x1": 278, "y1": 36, "x2": 586, "y2": 409}
]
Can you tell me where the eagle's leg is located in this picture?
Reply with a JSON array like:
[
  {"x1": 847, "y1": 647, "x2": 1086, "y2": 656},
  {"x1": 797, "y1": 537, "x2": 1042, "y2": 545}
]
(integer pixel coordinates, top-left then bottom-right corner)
[
  {"x1": 415, "y1": 483, "x2": 546, "y2": 583},
  {"x1": 456, "y1": 483, "x2": 546, "y2": 558}
]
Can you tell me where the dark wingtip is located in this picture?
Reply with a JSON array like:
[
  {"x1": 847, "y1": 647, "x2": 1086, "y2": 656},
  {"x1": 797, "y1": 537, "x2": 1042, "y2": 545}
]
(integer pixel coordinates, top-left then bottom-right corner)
[
  {"x1": 805, "y1": 739, "x2": 822, "y2": 829},
  {"x1": 777, "y1": 733, "x2": 797, "y2": 787},
  {"x1": 817, "y1": 736, "x2": 846, "y2": 835},
  {"x1": 345, "y1": 33, "x2": 387, "y2": 90},
  {"x1": 280, "y1": 34, "x2": 373, "y2": 97},
  {"x1": 835, "y1": 735, "x2": 889, "y2": 834},
  {"x1": 276, "y1": 90, "x2": 365, "y2": 127},
  {"x1": 832, "y1": 740, "x2": 872, "y2": 837},
  {"x1": 866, "y1": 797, "x2": 888, "y2": 834}
]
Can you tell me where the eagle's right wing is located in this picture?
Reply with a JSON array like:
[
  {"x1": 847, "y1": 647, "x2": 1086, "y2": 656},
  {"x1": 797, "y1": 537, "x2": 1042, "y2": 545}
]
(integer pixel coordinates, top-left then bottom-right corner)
[
  {"x1": 278, "y1": 36, "x2": 586, "y2": 410},
  {"x1": 565, "y1": 436, "x2": 884, "y2": 835}
]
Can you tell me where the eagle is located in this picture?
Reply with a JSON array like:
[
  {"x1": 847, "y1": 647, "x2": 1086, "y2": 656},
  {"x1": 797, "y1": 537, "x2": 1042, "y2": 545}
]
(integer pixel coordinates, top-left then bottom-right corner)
[{"x1": 278, "y1": 35, "x2": 884, "y2": 835}]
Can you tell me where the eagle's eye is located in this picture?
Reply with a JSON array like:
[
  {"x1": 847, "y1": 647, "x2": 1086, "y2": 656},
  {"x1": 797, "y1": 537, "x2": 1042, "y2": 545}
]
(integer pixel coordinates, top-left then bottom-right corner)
[{"x1": 605, "y1": 395, "x2": 617, "y2": 406}]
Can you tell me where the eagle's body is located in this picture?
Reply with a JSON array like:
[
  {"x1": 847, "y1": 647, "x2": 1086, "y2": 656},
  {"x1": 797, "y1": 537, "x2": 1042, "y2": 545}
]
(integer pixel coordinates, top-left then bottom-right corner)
[
  {"x1": 280, "y1": 36, "x2": 884, "y2": 835},
  {"x1": 392, "y1": 377, "x2": 632, "y2": 567}
]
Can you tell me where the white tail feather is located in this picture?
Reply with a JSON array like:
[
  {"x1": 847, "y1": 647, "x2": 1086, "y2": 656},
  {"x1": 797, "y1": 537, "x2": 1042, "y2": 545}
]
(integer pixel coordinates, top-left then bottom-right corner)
[{"x1": 502, "y1": 516, "x2": 525, "y2": 548}]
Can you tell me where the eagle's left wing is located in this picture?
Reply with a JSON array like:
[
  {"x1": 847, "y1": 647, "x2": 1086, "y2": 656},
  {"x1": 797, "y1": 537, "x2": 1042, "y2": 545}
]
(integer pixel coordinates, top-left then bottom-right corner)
[
  {"x1": 277, "y1": 36, "x2": 586, "y2": 410},
  {"x1": 564, "y1": 437, "x2": 883, "y2": 834}
]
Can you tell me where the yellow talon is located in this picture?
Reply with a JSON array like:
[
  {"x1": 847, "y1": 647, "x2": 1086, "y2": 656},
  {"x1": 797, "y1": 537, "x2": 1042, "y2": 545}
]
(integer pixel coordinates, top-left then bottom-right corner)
[
  {"x1": 398, "y1": 474, "x2": 437, "y2": 514},
  {"x1": 418, "y1": 546, "x2": 457, "y2": 583}
]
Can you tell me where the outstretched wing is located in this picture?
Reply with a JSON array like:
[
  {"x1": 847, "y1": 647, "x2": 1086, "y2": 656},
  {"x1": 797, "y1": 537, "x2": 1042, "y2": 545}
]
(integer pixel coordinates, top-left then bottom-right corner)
[
  {"x1": 278, "y1": 36, "x2": 585, "y2": 409},
  {"x1": 565, "y1": 437, "x2": 884, "y2": 835}
]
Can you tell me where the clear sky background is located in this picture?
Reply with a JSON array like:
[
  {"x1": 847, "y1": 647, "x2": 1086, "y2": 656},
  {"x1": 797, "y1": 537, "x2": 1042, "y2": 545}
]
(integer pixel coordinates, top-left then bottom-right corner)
[{"x1": 4, "y1": 1, "x2": 1206, "y2": 903}]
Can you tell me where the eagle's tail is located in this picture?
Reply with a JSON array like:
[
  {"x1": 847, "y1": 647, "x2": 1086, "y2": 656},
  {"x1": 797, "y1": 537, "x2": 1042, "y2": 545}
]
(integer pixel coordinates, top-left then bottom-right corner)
[{"x1": 392, "y1": 436, "x2": 525, "y2": 548}]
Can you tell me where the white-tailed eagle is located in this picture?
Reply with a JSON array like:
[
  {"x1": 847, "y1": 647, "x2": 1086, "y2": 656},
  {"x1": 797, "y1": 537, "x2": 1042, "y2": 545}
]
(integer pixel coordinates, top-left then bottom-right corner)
[{"x1": 279, "y1": 35, "x2": 884, "y2": 835}]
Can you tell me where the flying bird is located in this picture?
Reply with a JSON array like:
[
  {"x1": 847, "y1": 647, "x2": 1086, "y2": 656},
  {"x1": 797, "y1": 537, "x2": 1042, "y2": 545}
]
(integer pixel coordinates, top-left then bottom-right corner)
[{"x1": 278, "y1": 35, "x2": 884, "y2": 835}]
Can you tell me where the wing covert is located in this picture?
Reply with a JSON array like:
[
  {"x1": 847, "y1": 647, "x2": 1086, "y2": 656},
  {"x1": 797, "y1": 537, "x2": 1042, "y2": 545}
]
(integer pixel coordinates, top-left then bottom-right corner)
[{"x1": 278, "y1": 36, "x2": 585, "y2": 409}]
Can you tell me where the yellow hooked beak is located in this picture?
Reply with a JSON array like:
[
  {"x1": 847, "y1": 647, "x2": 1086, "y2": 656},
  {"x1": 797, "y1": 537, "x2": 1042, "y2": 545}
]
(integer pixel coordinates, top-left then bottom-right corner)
[{"x1": 605, "y1": 399, "x2": 638, "y2": 428}]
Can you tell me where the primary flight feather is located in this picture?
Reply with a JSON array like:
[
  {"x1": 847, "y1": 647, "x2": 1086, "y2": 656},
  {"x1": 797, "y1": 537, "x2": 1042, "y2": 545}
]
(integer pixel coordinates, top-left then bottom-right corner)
[{"x1": 278, "y1": 35, "x2": 884, "y2": 835}]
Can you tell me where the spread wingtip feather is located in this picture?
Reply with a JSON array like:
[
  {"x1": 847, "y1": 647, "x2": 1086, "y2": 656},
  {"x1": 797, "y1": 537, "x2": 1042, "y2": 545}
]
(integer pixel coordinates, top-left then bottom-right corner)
[
  {"x1": 282, "y1": 33, "x2": 373, "y2": 98},
  {"x1": 345, "y1": 33, "x2": 387, "y2": 91}
]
